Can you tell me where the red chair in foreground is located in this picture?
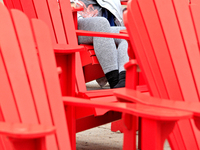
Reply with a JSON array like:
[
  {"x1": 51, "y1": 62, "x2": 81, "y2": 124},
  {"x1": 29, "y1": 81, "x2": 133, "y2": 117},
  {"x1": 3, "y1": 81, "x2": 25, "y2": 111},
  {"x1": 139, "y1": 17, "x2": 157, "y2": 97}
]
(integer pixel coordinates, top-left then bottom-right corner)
[
  {"x1": 2, "y1": 0, "x2": 127, "y2": 133},
  {"x1": 0, "y1": 3, "x2": 71, "y2": 150},
  {"x1": 2, "y1": 0, "x2": 141, "y2": 135},
  {"x1": 116, "y1": 0, "x2": 200, "y2": 149},
  {"x1": 0, "y1": 3, "x2": 194, "y2": 150}
]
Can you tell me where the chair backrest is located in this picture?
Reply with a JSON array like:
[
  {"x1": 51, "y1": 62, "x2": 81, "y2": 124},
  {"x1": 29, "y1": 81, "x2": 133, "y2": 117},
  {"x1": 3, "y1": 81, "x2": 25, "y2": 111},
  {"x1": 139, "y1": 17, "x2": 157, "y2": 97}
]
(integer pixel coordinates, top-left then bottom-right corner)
[
  {"x1": 3, "y1": 0, "x2": 88, "y2": 95},
  {"x1": 124, "y1": 0, "x2": 200, "y2": 149},
  {"x1": 0, "y1": 3, "x2": 71, "y2": 150},
  {"x1": 4, "y1": 0, "x2": 78, "y2": 46}
]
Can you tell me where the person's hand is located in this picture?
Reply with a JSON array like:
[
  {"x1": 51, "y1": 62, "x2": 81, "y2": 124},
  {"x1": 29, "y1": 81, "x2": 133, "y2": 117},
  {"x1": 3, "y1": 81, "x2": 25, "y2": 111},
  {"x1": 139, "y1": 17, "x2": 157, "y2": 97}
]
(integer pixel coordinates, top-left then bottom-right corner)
[{"x1": 75, "y1": 0, "x2": 98, "y2": 18}]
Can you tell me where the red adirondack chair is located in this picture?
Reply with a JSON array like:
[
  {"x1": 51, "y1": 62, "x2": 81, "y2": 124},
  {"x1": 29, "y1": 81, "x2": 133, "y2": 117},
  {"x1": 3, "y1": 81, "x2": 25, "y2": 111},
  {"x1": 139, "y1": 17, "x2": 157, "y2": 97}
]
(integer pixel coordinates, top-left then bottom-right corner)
[
  {"x1": 0, "y1": 3, "x2": 195, "y2": 150},
  {"x1": 115, "y1": 0, "x2": 200, "y2": 149},
  {"x1": 0, "y1": 3, "x2": 71, "y2": 150},
  {"x1": 2, "y1": 0, "x2": 134, "y2": 134}
]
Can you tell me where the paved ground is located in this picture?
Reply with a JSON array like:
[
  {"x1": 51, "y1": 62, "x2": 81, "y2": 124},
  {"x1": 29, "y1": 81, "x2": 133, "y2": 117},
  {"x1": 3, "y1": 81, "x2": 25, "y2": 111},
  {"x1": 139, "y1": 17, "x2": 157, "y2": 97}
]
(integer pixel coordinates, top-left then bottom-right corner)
[{"x1": 76, "y1": 80, "x2": 171, "y2": 150}]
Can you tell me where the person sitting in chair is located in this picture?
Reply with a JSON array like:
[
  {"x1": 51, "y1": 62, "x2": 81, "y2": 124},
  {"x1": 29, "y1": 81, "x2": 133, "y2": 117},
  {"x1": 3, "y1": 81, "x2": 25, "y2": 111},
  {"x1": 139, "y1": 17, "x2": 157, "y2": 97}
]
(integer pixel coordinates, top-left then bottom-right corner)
[{"x1": 75, "y1": 0, "x2": 129, "y2": 89}]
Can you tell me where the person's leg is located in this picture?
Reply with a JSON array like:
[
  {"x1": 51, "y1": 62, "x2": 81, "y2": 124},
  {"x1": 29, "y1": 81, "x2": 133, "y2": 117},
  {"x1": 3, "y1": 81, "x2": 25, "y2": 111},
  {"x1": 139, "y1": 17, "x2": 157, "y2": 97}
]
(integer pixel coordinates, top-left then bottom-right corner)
[
  {"x1": 110, "y1": 27, "x2": 129, "y2": 72},
  {"x1": 110, "y1": 27, "x2": 129, "y2": 88},
  {"x1": 78, "y1": 17, "x2": 119, "y2": 88}
]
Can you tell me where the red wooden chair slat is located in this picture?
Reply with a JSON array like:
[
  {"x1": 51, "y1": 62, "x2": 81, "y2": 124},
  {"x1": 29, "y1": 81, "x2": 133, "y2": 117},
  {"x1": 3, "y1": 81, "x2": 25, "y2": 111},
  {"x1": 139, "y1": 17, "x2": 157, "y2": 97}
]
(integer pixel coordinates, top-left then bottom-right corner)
[
  {"x1": 11, "y1": 9, "x2": 53, "y2": 124},
  {"x1": 123, "y1": 0, "x2": 161, "y2": 97},
  {"x1": 34, "y1": 0, "x2": 68, "y2": 44},
  {"x1": 0, "y1": 5, "x2": 38, "y2": 124},
  {"x1": 19, "y1": 0, "x2": 36, "y2": 18},
  {"x1": 2, "y1": 0, "x2": 13, "y2": 8},
  {"x1": 30, "y1": 0, "x2": 61, "y2": 44},
  {"x1": 156, "y1": 1, "x2": 200, "y2": 148},
  {"x1": 59, "y1": 0, "x2": 79, "y2": 45},
  {"x1": 32, "y1": 18, "x2": 72, "y2": 150},
  {"x1": 10, "y1": 0, "x2": 22, "y2": 10},
  {"x1": 138, "y1": 0, "x2": 183, "y2": 100}
]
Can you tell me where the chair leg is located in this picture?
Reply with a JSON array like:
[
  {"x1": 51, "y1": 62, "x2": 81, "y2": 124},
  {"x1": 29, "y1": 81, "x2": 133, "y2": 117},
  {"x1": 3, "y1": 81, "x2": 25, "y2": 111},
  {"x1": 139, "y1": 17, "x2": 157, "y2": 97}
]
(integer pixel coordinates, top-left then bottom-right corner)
[
  {"x1": 55, "y1": 53, "x2": 76, "y2": 96},
  {"x1": 9, "y1": 137, "x2": 46, "y2": 150},
  {"x1": 122, "y1": 114, "x2": 137, "y2": 150},
  {"x1": 111, "y1": 119, "x2": 124, "y2": 133},
  {"x1": 65, "y1": 105, "x2": 76, "y2": 150},
  {"x1": 141, "y1": 118, "x2": 176, "y2": 150},
  {"x1": 138, "y1": 117, "x2": 142, "y2": 150}
]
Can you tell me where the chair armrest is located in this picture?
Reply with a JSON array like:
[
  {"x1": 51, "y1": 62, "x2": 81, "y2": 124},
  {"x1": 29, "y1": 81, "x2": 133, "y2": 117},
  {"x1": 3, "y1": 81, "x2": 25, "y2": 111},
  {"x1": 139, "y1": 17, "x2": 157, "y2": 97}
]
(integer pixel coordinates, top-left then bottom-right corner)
[
  {"x1": 121, "y1": 0, "x2": 129, "y2": 5},
  {"x1": 71, "y1": 6, "x2": 84, "y2": 12},
  {"x1": 77, "y1": 89, "x2": 115, "y2": 98},
  {"x1": 63, "y1": 96, "x2": 192, "y2": 121},
  {"x1": 76, "y1": 30, "x2": 129, "y2": 40},
  {"x1": 114, "y1": 88, "x2": 200, "y2": 116},
  {"x1": 0, "y1": 122, "x2": 55, "y2": 139},
  {"x1": 53, "y1": 44, "x2": 85, "y2": 54},
  {"x1": 120, "y1": 29, "x2": 127, "y2": 34},
  {"x1": 114, "y1": 88, "x2": 200, "y2": 130}
]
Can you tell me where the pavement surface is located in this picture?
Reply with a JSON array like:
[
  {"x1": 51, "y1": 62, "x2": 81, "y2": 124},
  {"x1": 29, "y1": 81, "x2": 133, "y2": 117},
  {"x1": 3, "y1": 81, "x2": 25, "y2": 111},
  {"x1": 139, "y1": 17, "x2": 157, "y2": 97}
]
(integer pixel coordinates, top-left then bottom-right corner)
[{"x1": 76, "y1": 80, "x2": 171, "y2": 150}]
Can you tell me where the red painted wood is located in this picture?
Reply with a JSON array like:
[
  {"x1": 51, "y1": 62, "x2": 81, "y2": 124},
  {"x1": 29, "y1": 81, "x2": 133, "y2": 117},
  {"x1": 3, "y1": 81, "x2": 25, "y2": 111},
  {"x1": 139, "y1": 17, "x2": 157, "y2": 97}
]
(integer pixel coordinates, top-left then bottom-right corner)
[
  {"x1": 79, "y1": 50, "x2": 93, "y2": 66},
  {"x1": 121, "y1": 0, "x2": 129, "y2": 5},
  {"x1": 91, "y1": 96, "x2": 117, "y2": 116},
  {"x1": 125, "y1": 60, "x2": 137, "y2": 89},
  {"x1": 0, "y1": 5, "x2": 38, "y2": 124},
  {"x1": 32, "y1": 19, "x2": 72, "y2": 149},
  {"x1": 11, "y1": 10, "x2": 59, "y2": 150},
  {"x1": 124, "y1": 4, "x2": 161, "y2": 97},
  {"x1": 75, "y1": 52, "x2": 88, "y2": 92},
  {"x1": 64, "y1": 97, "x2": 193, "y2": 149},
  {"x1": 111, "y1": 120, "x2": 124, "y2": 133},
  {"x1": 0, "y1": 122, "x2": 55, "y2": 139},
  {"x1": 2, "y1": 0, "x2": 14, "y2": 8},
  {"x1": 0, "y1": 3, "x2": 63, "y2": 150},
  {"x1": 155, "y1": 0, "x2": 200, "y2": 147},
  {"x1": 16, "y1": 0, "x2": 36, "y2": 19},
  {"x1": 76, "y1": 30, "x2": 129, "y2": 40},
  {"x1": 141, "y1": 119, "x2": 175, "y2": 150},
  {"x1": 124, "y1": 0, "x2": 200, "y2": 149},
  {"x1": 77, "y1": 89, "x2": 115, "y2": 99},
  {"x1": 53, "y1": 44, "x2": 84, "y2": 54},
  {"x1": 10, "y1": 0, "x2": 22, "y2": 11},
  {"x1": 122, "y1": 114, "x2": 137, "y2": 150},
  {"x1": 172, "y1": 0, "x2": 200, "y2": 99},
  {"x1": 63, "y1": 97, "x2": 192, "y2": 121},
  {"x1": 83, "y1": 64, "x2": 105, "y2": 82},
  {"x1": 76, "y1": 111, "x2": 122, "y2": 133},
  {"x1": 2, "y1": 0, "x2": 143, "y2": 147},
  {"x1": 114, "y1": 88, "x2": 200, "y2": 116},
  {"x1": 190, "y1": 0, "x2": 200, "y2": 46},
  {"x1": 138, "y1": 0, "x2": 182, "y2": 100},
  {"x1": 58, "y1": 0, "x2": 78, "y2": 45},
  {"x1": 0, "y1": 7, "x2": 20, "y2": 123},
  {"x1": 0, "y1": 3, "x2": 196, "y2": 150},
  {"x1": 87, "y1": 50, "x2": 96, "y2": 56},
  {"x1": 9, "y1": 137, "x2": 46, "y2": 150}
]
